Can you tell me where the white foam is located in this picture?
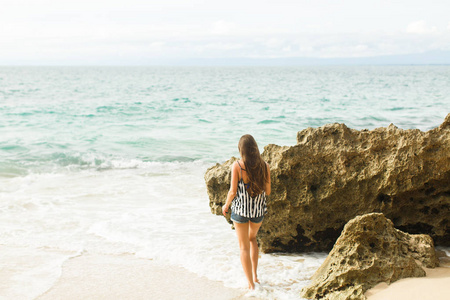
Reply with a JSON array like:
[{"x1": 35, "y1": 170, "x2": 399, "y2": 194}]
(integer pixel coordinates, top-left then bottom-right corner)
[
  {"x1": 12, "y1": 161, "x2": 444, "y2": 298},
  {"x1": 0, "y1": 162, "x2": 330, "y2": 298},
  {"x1": 0, "y1": 246, "x2": 79, "y2": 300}
]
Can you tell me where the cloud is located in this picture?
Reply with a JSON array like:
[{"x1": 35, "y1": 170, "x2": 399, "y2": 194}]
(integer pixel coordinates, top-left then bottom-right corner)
[
  {"x1": 209, "y1": 21, "x2": 237, "y2": 35},
  {"x1": 2, "y1": 12, "x2": 450, "y2": 64},
  {"x1": 2, "y1": 29, "x2": 449, "y2": 64},
  {"x1": 406, "y1": 20, "x2": 438, "y2": 34},
  {"x1": 262, "y1": 38, "x2": 286, "y2": 49}
]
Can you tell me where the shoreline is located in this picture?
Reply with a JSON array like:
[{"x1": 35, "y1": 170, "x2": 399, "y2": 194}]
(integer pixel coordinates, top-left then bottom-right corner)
[
  {"x1": 37, "y1": 250, "x2": 450, "y2": 300},
  {"x1": 1, "y1": 247, "x2": 448, "y2": 299},
  {"x1": 36, "y1": 253, "x2": 247, "y2": 300}
]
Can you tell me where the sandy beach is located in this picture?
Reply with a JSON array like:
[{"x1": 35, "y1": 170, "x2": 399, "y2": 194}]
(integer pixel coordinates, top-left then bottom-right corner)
[
  {"x1": 32, "y1": 250, "x2": 450, "y2": 300},
  {"x1": 36, "y1": 253, "x2": 247, "y2": 300},
  {"x1": 365, "y1": 250, "x2": 450, "y2": 300}
]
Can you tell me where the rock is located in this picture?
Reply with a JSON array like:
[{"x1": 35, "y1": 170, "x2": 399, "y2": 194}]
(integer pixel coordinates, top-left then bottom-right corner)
[
  {"x1": 205, "y1": 114, "x2": 450, "y2": 252},
  {"x1": 300, "y1": 213, "x2": 439, "y2": 300}
]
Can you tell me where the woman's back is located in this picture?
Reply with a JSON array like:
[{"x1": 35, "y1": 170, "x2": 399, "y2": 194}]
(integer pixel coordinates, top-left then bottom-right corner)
[
  {"x1": 231, "y1": 160, "x2": 268, "y2": 218},
  {"x1": 237, "y1": 159, "x2": 271, "y2": 196},
  {"x1": 237, "y1": 160, "x2": 250, "y2": 184}
]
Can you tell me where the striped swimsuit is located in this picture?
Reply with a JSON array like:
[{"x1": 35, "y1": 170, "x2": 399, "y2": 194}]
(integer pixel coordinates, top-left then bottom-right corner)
[{"x1": 231, "y1": 162, "x2": 267, "y2": 218}]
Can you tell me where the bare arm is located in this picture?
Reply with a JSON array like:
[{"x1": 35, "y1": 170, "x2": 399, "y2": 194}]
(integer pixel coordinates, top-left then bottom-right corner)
[
  {"x1": 222, "y1": 162, "x2": 239, "y2": 216},
  {"x1": 265, "y1": 162, "x2": 271, "y2": 195}
]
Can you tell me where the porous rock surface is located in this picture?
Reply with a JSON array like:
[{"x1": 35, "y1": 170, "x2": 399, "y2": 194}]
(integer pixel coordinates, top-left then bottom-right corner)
[
  {"x1": 205, "y1": 114, "x2": 450, "y2": 252},
  {"x1": 300, "y1": 213, "x2": 439, "y2": 300}
]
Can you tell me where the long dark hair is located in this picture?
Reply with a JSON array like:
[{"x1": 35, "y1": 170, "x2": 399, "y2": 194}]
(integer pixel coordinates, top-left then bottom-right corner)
[{"x1": 238, "y1": 134, "x2": 267, "y2": 196}]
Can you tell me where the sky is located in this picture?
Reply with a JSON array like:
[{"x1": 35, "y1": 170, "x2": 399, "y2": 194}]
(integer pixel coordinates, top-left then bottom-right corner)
[{"x1": 1, "y1": 0, "x2": 450, "y2": 64}]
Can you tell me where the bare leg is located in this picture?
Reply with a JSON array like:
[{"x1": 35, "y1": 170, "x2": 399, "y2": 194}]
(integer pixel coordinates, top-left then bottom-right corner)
[
  {"x1": 234, "y1": 222, "x2": 255, "y2": 290},
  {"x1": 249, "y1": 221, "x2": 263, "y2": 284}
]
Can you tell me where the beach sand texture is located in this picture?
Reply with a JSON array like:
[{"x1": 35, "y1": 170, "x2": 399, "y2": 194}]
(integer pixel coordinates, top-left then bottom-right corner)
[
  {"x1": 366, "y1": 267, "x2": 450, "y2": 300},
  {"x1": 33, "y1": 251, "x2": 449, "y2": 300},
  {"x1": 32, "y1": 253, "x2": 450, "y2": 300},
  {"x1": 365, "y1": 250, "x2": 450, "y2": 300},
  {"x1": 36, "y1": 253, "x2": 247, "y2": 300}
]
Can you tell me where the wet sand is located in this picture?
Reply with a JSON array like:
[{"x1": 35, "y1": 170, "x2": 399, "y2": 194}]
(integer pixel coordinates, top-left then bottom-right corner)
[
  {"x1": 34, "y1": 250, "x2": 450, "y2": 300},
  {"x1": 37, "y1": 253, "x2": 247, "y2": 300}
]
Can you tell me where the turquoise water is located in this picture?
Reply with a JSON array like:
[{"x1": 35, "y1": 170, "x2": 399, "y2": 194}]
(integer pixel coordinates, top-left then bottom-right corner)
[
  {"x1": 1, "y1": 66, "x2": 449, "y2": 173},
  {"x1": 0, "y1": 66, "x2": 449, "y2": 299}
]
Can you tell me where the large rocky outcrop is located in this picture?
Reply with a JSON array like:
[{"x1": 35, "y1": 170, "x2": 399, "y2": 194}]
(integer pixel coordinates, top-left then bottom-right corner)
[
  {"x1": 301, "y1": 213, "x2": 439, "y2": 300},
  {"x1": 205, "y1": 114, "x2": 450, "y2": 252}
]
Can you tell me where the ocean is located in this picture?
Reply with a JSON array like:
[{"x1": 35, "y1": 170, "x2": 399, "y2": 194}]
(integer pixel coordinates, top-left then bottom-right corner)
[{"x1": 1, "y1": 66, "x2": 449, "y2": 299}]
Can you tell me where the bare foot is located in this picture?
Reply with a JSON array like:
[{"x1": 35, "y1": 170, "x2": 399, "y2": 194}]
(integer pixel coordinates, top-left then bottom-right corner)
[
  {"x1": 253, "y1": 274, "x2": 260, "y2": 284},
  {"x1": 248, "y1": 282, "x2": 255, "y2": 290}
]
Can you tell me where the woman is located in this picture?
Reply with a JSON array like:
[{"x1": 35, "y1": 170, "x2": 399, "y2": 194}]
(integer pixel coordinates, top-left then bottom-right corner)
[{"x1": 222, "y1": 134, "x2": 271, "y2": 290}]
